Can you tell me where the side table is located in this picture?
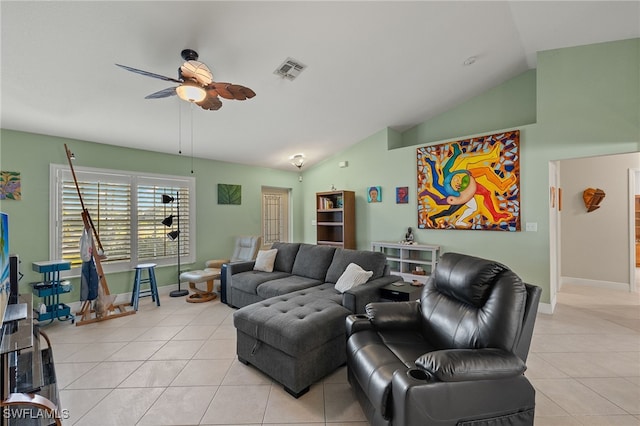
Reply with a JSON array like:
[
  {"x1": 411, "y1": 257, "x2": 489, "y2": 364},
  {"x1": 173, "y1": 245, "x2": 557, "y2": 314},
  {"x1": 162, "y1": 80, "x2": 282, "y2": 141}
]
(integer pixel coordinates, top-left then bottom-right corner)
[{"x1": 380, "y1": 282, "x2": 423, "y2": 302}]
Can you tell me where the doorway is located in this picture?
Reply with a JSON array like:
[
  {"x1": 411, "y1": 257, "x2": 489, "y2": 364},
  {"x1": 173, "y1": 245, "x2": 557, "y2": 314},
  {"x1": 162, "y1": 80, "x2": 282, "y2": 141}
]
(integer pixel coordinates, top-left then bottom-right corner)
[
  {"x1": 261, "y1": 186, "x2": 291, "y2": 248},
  {"x1": 549, "y1": 154, "x2": 640, "y2": 311}
]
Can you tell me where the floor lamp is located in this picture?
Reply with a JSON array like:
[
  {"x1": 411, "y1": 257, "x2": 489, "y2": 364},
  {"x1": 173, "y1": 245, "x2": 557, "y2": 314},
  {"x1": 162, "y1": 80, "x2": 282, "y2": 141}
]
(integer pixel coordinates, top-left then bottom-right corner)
[{"x1": 161, "y1": 192, "x2": 188, "y2": 297}]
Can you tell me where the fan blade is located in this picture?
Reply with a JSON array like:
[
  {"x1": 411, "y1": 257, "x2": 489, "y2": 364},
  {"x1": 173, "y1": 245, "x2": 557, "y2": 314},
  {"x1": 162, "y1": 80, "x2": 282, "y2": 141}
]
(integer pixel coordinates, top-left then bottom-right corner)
[
  {"x1": 115, "y1": 64, "x2": 182, "y2": 83},
  {"x1": 145, "y1": 87, "x2": 177, "y2": 99},
  {"x1": 227, "y1": 84, "x2": 256, "y2": 100},
  {"x1": 209, "y1": 82, "x2": 234, "y2": 100},
  {"x1": 209, "y1": 83, "x2": 255, "y2": 100},
  {"x1": 197, "y1": 94, "x2": 223, "y2": 111}
]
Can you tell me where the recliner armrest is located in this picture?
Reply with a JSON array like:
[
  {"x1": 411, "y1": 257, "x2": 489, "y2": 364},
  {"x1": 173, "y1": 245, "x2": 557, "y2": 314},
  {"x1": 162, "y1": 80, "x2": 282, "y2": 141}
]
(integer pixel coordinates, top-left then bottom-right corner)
[
  {"x1": 205, "y1": 258, "x2": 230, "y2": 269},
  {"x1": 345, "y1": 314, "x2": 373, "y2": 336},
  {"x1": 365, "y1": 300, "x2": 422, "y2": 330},
  {"x1": 415, "y1": 348, "x2": 526, "y2": 382}
]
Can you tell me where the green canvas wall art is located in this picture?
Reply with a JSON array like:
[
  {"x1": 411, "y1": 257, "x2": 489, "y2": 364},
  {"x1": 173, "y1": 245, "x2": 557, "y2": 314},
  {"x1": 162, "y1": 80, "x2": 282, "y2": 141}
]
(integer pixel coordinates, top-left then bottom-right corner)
[{"x1": 218, "y1": 184, "x2": 241, "y2": 205}]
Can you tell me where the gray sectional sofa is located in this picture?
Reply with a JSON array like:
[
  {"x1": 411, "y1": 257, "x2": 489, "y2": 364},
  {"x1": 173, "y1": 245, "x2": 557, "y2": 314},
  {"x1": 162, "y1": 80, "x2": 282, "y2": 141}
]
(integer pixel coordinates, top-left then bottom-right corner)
[
  {"x1": 225, "y1": 242, "x2": 400, "y2": 312},
  {"x1": 226, "y1": 242, "x2": 402, "y2": 397}
]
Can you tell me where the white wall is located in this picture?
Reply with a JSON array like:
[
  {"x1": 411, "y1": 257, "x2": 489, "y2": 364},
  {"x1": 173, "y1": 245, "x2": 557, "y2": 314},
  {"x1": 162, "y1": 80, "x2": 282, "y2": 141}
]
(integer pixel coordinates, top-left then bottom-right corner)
[{"x1": 560, "y1": 152, "x2": 640, "y2": 285}]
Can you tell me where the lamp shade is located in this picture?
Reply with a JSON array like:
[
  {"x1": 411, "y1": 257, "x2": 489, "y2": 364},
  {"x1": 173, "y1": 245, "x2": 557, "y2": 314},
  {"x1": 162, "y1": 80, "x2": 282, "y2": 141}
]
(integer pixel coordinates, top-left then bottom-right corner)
[
  {"x1": 176, "y1": 80, "x2": 207, "y2": 103},
  {"x1": 162, "y1": 194, "x2": 175, "y2": 204},
  {"x1": 167, "y1": 230, "x2": 180, "y2": 241},
  {"x1": 161, "y1": 215, "x2": 174, "y2": 227}
]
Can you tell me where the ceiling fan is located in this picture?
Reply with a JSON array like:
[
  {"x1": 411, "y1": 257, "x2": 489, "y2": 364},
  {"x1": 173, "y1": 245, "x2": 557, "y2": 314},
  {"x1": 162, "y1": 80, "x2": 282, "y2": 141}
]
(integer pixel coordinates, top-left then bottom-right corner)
[{"x1": 116, "y1": 49, "x2": 256, "y2": 111}]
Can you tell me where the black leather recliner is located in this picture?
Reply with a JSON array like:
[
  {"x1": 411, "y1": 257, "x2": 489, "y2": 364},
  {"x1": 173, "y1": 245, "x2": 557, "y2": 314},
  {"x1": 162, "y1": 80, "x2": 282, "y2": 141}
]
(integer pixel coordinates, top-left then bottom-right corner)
[{"x1": 346, "y1": 252, "x2": 541, "y2": 426}]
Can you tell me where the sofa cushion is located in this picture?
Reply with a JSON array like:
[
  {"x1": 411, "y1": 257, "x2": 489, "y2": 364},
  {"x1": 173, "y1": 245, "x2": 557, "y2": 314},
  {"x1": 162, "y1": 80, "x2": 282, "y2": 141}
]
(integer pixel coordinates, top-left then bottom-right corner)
[
  {"x1": 256, "y1": 275, "x2": 323, "y2": 300},
  {"x1": 291, "y1": 244, "x2": 336, "y2": 281},
  {"x1": 271, "y1": 242, "x2": 301, "y2": 273},
  {"x1": 231, "y1": 270, "x2": 292, "y2": 296},
  {"x1": 326, "y1": 248, "x2": 387, "y2": 283},
  {"x1": 254, "y1": 249, "x2": 278, "y2": 272},
  {"x1": 334, "y1": 263, "x2": 373, "y2": 293}
]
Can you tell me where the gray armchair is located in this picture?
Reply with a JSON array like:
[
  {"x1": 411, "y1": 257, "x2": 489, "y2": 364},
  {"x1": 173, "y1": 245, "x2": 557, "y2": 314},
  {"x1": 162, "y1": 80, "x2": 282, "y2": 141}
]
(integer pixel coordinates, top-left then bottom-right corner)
[
  {"x1": 206, "y1": 236, "x2": 261, "y2": 304},
  {"x1": 345, "y1": 252, "x2": 541, "y2": 426}
]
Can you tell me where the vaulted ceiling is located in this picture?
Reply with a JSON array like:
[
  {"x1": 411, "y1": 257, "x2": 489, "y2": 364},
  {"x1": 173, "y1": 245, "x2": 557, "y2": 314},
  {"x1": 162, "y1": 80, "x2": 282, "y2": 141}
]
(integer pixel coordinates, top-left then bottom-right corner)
[{"x1": 2, "y1": 1, "x2": 639, "y2": 170}]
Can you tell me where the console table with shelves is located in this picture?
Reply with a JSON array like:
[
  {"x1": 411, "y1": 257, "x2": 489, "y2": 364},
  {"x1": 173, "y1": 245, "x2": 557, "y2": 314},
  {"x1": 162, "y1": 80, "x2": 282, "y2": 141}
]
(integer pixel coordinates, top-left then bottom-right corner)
[
  {"x1": 1, "y1": 296, "x2": 63, "y2": 425},
  {"x1": 371, "y1": 242, "x2": 440, "y2": 285}
]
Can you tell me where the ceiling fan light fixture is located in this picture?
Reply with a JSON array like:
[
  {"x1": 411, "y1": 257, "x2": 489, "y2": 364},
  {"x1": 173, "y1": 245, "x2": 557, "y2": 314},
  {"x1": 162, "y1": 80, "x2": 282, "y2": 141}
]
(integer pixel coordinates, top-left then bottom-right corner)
[
  {"x1": 176, "y1": 80, "x2": 207, "y2": 103},
  {"x1": 289, "y1": 153, "x2": 305, "y2": 169}
]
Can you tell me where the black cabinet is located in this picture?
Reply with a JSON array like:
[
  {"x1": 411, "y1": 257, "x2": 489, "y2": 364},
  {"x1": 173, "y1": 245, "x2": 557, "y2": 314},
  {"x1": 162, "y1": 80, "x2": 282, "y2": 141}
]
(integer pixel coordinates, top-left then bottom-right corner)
[{"x1": 380, "y1": 282, "x2": 423, "y2": 302}]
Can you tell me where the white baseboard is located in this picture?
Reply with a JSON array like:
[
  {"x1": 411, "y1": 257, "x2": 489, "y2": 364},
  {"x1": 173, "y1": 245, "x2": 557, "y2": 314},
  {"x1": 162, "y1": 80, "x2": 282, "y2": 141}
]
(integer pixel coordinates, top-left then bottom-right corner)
[
  {"x1": 63, "y1": 283, "x2": 181, "y2": 316},
  {"x1": 538, "y1": 301, "x2": 554, "y2": 315},
  {"x1": 560, "y1": 276, "x2": 631, "y2": 291}
]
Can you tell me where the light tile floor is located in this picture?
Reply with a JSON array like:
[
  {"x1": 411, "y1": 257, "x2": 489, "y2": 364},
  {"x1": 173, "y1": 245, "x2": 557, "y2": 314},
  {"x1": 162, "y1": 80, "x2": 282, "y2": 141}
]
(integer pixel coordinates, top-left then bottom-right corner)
[{"x1": 40, "y1": 282, "x2": 639, "y2": 425}]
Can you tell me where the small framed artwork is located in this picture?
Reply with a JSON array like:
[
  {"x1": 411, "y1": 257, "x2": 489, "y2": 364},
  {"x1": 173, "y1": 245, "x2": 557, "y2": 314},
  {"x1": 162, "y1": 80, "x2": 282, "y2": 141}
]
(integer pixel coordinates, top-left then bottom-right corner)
[
  {"x1": 218, "y1": 184, "x2": 242, "y2": 205},
  {"x1": 0, "y1": 171, "x2": 21, "y2": 200},
  {"x1": 367, "y1": 186, "x2": 381, "y2": 203},
  {"x1": 396, "y1": 186, "x2": 409, "y2": 204}
]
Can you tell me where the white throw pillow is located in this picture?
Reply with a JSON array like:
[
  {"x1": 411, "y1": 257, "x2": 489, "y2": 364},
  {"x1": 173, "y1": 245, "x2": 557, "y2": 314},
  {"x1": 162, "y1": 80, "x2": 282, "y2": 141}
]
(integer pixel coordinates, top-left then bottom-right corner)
[
  {"x1": 253, "y1": 249, "x2": 278, "y2": 272},
  {"x1": 335, "y1": 263, "x2": 373, "y2": 293}
]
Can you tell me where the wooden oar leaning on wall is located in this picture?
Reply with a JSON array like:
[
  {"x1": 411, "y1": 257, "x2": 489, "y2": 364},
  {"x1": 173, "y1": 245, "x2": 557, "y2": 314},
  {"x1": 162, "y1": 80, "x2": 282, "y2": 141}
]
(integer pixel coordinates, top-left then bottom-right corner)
[{"x1": 64, "y1": 144, "x2": 135, "y2": 326}]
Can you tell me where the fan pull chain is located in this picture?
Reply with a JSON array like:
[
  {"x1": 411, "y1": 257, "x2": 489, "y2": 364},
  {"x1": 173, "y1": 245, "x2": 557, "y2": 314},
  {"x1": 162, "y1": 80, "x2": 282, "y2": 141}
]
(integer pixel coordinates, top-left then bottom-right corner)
[
  {"x1": 178, "y1": 100, "x2": 182, "y2": 155},
  {"x1": 190, "y1": 102, "x2": 194, "y2": 174}
]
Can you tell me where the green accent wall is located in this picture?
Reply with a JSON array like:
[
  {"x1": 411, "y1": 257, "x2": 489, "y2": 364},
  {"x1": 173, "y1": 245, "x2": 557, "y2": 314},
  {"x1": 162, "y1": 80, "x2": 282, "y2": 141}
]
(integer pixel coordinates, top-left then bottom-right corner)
[
  {"x1": 400, "y1": 69, "x2": 537, "y2": 148},
  {"x1": 302, "y1": 38, "x2": 639, "y2": 305},
  {"x1": 0, "y1": 131, "x2": 301, "y2": 300}
]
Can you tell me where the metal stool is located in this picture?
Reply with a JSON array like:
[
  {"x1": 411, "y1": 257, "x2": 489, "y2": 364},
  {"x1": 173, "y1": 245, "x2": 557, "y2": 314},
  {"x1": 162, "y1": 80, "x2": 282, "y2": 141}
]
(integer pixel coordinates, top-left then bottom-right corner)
[{"x1": 131, "y1": 263, "x2": 160, "y2": 310}]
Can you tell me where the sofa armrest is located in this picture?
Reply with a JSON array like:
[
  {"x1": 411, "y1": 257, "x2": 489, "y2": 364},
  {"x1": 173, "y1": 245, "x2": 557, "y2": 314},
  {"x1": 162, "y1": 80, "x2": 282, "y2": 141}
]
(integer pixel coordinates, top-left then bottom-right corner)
[
  {"x1": 341, "y1": 274, "x2": 403, "y2": 313},
  {"x1": 226, "y1": 260, "x2": 255, "y2": 275},
  {"x1": 365, "y1": 300, "x2": 422, "y2": 330},
  {"x1": 415, "y1": 348, "x2": 526, "y2": 382}
]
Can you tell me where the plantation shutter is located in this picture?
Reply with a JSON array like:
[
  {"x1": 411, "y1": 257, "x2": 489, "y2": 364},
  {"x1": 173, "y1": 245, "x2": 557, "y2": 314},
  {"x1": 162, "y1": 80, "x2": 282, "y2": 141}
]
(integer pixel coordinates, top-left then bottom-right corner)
[
  {"x1": 52, "y1": 164, "x2": 195, "y2": 273},
  {"x1": 60, "y1": 176, "x2": 131, "y2": 268},
  {"x1": 137, "y1": 185, "x2": 190, "y2": 260}
]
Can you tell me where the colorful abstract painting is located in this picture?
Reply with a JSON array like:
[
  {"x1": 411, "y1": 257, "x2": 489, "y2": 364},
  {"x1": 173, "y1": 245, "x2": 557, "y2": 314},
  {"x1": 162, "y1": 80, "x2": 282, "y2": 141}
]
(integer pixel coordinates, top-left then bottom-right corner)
[
  {"x1": 0, "y1": 171, "x2": 21, "y2": 200},
  {"x1": 416, "y1": 130, "x2": 520, "y2": 231},
  {"x1": 218, "y1": 184, "x2": 241, "y2": 205}
]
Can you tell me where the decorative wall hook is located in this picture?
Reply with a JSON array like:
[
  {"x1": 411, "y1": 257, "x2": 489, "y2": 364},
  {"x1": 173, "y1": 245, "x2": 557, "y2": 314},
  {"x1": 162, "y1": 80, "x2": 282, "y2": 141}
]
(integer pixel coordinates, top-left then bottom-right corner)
[{"x1": 583, "y1": 188, "x2": 605, "y2": 212}]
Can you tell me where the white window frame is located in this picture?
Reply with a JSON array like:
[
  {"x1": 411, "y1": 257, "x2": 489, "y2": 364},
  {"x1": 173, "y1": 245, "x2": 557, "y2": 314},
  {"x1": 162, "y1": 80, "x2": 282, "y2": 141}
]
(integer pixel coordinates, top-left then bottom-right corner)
[{"x1": 50, "y1": 164, "x2": 196, "y2": 276}]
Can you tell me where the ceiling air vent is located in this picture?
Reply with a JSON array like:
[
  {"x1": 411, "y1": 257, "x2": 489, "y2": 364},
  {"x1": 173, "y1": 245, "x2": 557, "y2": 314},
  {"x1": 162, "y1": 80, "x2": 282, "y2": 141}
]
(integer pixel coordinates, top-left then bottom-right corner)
[{"x1": 274, "y1": 57, "x2": 307, "y2": 80}]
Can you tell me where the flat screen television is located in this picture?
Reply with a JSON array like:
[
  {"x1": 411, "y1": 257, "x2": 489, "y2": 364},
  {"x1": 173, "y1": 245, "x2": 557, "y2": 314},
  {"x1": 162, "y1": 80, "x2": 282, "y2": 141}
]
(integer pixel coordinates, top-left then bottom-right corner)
[{"x1": 0, "y1": 212, "x2": 9, "y2": 323}]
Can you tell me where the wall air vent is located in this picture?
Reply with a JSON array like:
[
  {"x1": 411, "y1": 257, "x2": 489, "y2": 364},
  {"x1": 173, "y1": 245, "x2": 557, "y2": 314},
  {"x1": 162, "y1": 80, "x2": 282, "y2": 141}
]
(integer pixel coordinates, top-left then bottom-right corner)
[{"x1": 274, "y1": 57, "x2": 307, "y2": 81}]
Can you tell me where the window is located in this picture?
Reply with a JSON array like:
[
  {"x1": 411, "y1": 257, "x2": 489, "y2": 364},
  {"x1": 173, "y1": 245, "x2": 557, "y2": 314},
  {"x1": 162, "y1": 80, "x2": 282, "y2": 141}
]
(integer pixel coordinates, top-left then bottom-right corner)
[{"x1": 50, "y1": 164, "x2": 195, "y2": 274}]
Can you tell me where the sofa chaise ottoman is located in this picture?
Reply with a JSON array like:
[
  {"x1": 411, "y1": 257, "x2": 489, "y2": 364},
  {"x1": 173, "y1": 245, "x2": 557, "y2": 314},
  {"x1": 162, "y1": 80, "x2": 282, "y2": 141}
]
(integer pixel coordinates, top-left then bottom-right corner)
[
  {"x1": 231, "y1": 243, "x2": 402, "y2": 397},
  {"x1": 234, "y1": 285, "x2": 349, "y2": 397}
]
